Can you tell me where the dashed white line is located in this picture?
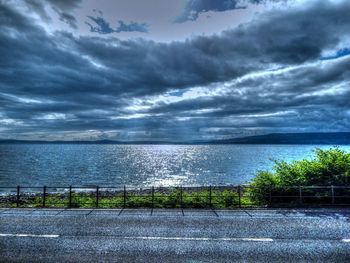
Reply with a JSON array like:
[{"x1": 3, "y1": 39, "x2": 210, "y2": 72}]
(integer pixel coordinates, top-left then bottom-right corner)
[
  {"x1": 122, "y1": 236, "x2": 274, "y2": 242},
  {"x1": 1, "y1": 234, "x2": 348, "y2": 243},
  {"x1": 0, "y1": 233, "x2": 271, "y2": 241},
  {"x1": 0, "y1": 233, "x2": 59, "y2": 238},
  {"x1": 241, "y1": 238, "x2": 274, "y2": 242}
]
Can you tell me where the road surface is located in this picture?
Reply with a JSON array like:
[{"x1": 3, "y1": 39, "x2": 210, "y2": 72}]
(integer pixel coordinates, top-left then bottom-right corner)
[{"x1": 1, "y1": 208, "x2": 350, "y2": 262}]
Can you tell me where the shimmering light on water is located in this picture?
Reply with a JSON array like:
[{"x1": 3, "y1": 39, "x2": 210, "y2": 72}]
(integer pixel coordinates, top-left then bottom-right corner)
[{"x1": 0, "y1": 144, "x2": 349, "y2": 187}]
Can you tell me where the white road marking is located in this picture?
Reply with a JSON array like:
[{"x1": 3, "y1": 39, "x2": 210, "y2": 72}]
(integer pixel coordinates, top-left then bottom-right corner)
[
  {"x1": 241, "y1": 238, "x2": 274, "y2": 242},
  {"x1": 0, "y1": 233, "x2": 59, "y2": 238},
  {"x1": 122, "y1": 236, "x2": 274, "y2": 242},
  {"x1": 0, "y1": 233, "x2": 271, "y2": 241},
  {"x1": 1, "y1": 233, "x2": 348, "y2": 243}
]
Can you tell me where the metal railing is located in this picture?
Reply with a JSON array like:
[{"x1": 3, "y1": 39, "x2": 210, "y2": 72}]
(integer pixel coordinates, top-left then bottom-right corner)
[{"x1": 1, "y1": 185, "x2": 350, "y2": 209}]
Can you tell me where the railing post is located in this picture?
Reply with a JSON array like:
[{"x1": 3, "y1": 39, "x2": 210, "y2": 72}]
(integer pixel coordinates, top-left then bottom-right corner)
[
  {"x1": 96, "y1": 186, "x2": 99, "y2": 208},
  {"x1": 209, "y1": 185, "x2": 212, "y2": 208},
  {"x1": 16, "y1": 185, "x2": 20, "y2": 208},
  {"x1": 69, "y1": 186, "x2": 72, "y2": 208},
  {"x1": 299, "y1": 186, "x2": 303, "y2": 205},
  {"x1": 123, "y1": 185, "x2": 126, "y2": 208},
  {"x1": 43, "y1": 186, "x2": 46, "y2": 208},
  {"x1": 238, "y1": 185, "x2": 241, "y2": 208},
  {"x1": 331, "y1": 185, "x2": 335, "y2": 205},
  {"x1": 151, "y1": 186, "x2": 154, "y2": 208},
  {"x1": 180, "y1": 186, "x2": 183, "y2": 208}
]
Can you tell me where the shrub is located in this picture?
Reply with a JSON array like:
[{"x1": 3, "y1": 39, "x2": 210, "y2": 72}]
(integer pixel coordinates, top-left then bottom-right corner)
[
  {"x1": 249, "y1": 171, "x2": 279, "y2": 204},
  {"x1": 250, "y1": 147, "x2": 350, "y2": 204},
  {"x1": 220, "y1": 190, "x2": 238, "y2": 208}
]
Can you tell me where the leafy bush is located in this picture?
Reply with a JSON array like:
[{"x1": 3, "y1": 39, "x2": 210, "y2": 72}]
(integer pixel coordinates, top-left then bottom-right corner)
[
  {"x1": 219, "y1": 190, "x2": 238, "y2": 208},
  {"x1": 249, "y1": 171, "x2": 278, "y2": 204},
  {"x1": 250, "y1": 147, "x2": 350, "y2": 204}
]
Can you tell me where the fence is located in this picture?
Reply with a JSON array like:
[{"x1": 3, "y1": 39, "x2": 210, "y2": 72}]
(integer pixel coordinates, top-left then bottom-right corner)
[{"x1": 1, "y1": 185, "x2": 350, "y2": 209}]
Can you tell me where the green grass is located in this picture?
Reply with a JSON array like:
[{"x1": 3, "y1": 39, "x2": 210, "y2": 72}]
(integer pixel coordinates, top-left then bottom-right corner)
[{"x1": 0, "y1": 188, "x2": 255, "y2": 209}]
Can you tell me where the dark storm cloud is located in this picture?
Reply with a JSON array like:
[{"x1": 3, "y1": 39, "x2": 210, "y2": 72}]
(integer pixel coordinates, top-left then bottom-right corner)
[
  {"x1": 77, "y1": 0, "x2": 350, "y2": 96},
  {"x1": 175, "y1": 0, "x2": 286, "y2": 23},
  {"x1": 175, "y1": 0, "x2": 242, "y2": 22},
  {"x1": 141, "y1": 56, "x2": 350, "y2": 137},
  {"x1": 86, "y1": 16, "x2": 149, "y2": 34},
  {"x1": 322, "y1": 48, "x2": 350, "y2": 60},
  {"x1": 24, "y1": 0, "x2": 51, "y2": 21},
  {"x1": 25, "y1": 0, "x2": 82, "y2": 13},
  {"x1": 115, "y1": 21, "x2": 149, "y2": 33},
  {"x1": 148, "y1": 56, "x2": 350, "y2": 115},
  {"x1": 1, "y1": 0, "x2": 350, "y2": 140},
  {"x1": 46, "y1": 0, "x2": 82, "y2": 11},
  {"x1": 86, "y1": 16, "x2": 114, "y2": 34},
  {"x1": 24, "y1": 0, "x2": 80, "y2": 27},
  {"x1": 53, "y1": 8, "x2": 78, "y2": 29}
]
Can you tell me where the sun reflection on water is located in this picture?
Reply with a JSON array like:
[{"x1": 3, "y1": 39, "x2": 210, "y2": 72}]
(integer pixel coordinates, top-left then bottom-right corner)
[{"x1": 1, "y1": 144, "x2": 349, "y2": 187}]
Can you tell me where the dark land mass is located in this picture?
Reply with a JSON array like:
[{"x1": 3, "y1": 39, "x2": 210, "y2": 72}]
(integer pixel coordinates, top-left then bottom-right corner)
[
  {"x1": 0, "y1": 132, "x2": 350, "y2": 145},
  {"x1": 208, "y1": 132, "x2": 350, "y2": 145}
]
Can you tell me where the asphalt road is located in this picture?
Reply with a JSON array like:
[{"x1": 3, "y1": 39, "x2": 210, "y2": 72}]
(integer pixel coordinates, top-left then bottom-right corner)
[{"x1": 1, "y1": 208, "x2": 350, "y2": 262}]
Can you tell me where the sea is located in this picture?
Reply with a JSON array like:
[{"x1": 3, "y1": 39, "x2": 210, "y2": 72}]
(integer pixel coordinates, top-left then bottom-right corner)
[{"x1": 0, "y1": 144, "x2": 349, "y2": 188}]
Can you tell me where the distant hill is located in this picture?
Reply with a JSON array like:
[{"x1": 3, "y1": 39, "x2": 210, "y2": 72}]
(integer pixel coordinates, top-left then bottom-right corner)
[
  {"x1": 0, "y1": 133, "x2": 350, "y2": 145},
  {"x1": 209, "y1": 132, "x2": 350, "y2": 145},
  {"x1": 0, "y1": 139, "x2": 175, "y2": 145}
]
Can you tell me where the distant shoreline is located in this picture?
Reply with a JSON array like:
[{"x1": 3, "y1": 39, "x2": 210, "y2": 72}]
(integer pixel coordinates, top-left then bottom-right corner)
[
  {"x1": 1, "y1": 132, "x2": 350, "y2": 145},
  {"x1": 0, "y1": 142, "x2": 350, "y2": 145}
]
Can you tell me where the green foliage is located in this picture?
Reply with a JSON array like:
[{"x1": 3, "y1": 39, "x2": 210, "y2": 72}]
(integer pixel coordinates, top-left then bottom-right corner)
[
  {"x1": 219, "y1": 190, "x2": 238, "y2": 208},
  {"x1": 249, "y1": 171, "x2": 278, "y2": 204},
  {"x1": 250, "y1": 147, "x2": 350, "y2": 204}
]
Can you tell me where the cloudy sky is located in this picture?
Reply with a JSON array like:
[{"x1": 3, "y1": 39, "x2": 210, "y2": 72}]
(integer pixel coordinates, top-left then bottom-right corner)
[{"x1": 0, "y1": 0, "x2": 349, "y2": 141}]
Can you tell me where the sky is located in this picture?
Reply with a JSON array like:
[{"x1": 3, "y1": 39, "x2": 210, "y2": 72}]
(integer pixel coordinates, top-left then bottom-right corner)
[{"x1": 0, "y1": 0, "x2": 349, "y2": 141}]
